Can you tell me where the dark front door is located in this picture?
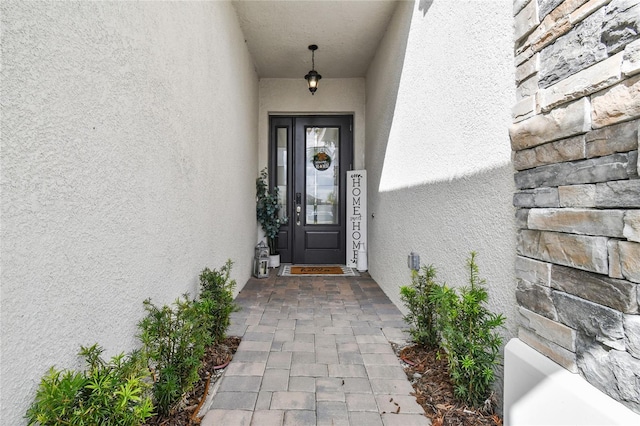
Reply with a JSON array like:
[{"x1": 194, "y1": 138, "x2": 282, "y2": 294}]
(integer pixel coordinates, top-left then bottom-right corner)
[{"x1": 270, "y1": 115, "x2": 353, "y2": 264}]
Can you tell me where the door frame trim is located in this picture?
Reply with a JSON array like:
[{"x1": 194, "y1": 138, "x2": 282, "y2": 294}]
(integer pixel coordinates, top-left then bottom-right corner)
[{"x1": 268, "y1": 114, "x2": 354, "y2": 264}]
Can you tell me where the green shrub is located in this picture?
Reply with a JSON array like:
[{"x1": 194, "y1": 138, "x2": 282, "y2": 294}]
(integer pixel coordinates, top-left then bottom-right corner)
[
  {"x1": 430, "y1": 252, "x2": 505, "y2": 408},
  {"x1": 138, "y1": 295, "x2": 211, "y2": 416},
  {"x1": 400, "y1": 264, "x2": 439, "y2": 348},
  {"x1": 26, "y1": 344, "x2": 153, "y2": 425},
  {"x1": 198, "y1": 259, "x2": 239, "y2": 343}
]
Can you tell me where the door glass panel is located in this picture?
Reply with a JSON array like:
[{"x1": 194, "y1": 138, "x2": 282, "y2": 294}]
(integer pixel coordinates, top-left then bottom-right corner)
[
  {"x1": 305, "y1": 127, "x2": 339, "y2": 225},
  {"x1": 276, "y1": 127, "x2": 287, "y2": 220}
]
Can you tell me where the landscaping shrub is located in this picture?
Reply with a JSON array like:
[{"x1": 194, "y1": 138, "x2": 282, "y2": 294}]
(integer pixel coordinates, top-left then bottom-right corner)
[
  {"x1": 27, "y1": 258, "x2": 240, "y2": 423},
  {"x1": 26, "y1": 344, "x2": 153, "y2": 425},
  {"x1": 138, "y1": 295, "x2": 211, "y2": 416},
  {"x1": 400, "y1": 264, "x2": 439, "y2": 348},
  {"x1": 430, "y1": 252, "x2": 505, "y2": 408},
  {"x1": 198, "y1": 259, "x2": 239, "y2": 343}
]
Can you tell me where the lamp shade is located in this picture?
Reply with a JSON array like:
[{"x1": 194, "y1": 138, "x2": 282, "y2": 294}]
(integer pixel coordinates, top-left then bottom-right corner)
[{"x1": 305, "y1": 70, "x2": 321, "y2": 94}]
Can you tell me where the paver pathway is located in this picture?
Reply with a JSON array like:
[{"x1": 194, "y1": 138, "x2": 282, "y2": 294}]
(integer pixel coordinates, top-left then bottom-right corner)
[{"x1": 202, "y1": 272, "x2": 430, "y2": 426}]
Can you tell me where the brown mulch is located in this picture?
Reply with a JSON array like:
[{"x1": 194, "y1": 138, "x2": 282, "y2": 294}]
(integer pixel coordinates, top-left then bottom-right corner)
[
  {"x1": 397, "y1": 344, "x2": 503, "y2": 426},
  {"x1": 144, "y1": 336, "x2": 241, "y2": 426}
]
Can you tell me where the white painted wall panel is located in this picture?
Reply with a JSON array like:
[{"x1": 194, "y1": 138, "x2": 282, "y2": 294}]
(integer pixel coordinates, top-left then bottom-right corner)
[
  {"x1": 1, "y1": 2, "x2": 258, "y2": 423},
  {"x1": 365, "y1": 0, "x2": 517, "y2": 404}
]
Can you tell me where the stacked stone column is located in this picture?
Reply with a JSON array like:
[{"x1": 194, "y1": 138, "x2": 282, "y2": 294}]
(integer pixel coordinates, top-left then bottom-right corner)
[{"x1": 512, "y1": 0, "x2": 640, "y2": 414}]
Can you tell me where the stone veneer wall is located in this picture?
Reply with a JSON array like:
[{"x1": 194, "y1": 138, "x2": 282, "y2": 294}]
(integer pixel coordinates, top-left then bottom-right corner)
[{"x1": 511, "y1": 0, "x2": 640, "y2": 413}]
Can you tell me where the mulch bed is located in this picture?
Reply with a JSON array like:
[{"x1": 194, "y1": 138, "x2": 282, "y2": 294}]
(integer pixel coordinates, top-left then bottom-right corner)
[
  {"x1": 144, "y1": 336, "x2": 241, "y2": 426},
  {"x1": 397, "y1": 344, "x2": 503, "y2": 426}
]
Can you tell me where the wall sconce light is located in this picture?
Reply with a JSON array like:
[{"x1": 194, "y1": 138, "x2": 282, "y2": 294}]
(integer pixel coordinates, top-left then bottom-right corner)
[{"x1": 304, "y1": 44, "x2": 322, "y2": 95}]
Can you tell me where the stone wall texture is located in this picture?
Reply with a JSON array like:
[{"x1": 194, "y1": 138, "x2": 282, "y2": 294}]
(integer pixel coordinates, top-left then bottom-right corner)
[{"x1": 513, "y1": 0, "x2": 640, "y2": 413}]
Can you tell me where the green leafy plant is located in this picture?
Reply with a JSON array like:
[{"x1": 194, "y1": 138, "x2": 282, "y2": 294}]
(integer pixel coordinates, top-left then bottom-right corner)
[
  {"x1": 198, "y1": 259, "x2": 239, "y2": 343},
  {"x1": 256, "y1": 167, "x2": 288, "y2": 255},
  {"x1": 430, "y1": 252, "x2": 505, "y2": 408},
  {"x1": 400, "y1": 264, "x2": 439, "y2": 348},
  {"x1": 138, "y1": 295, "x2": 211, "y2": 416},
  {"x1": 26, "y1": 344, "x2": 153, "y2": 425}
]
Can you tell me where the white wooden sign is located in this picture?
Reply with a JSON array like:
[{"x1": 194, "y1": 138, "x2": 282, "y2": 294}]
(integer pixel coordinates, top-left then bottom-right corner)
[{"x1": 347, "y1": 170, "x2": 367, "y2": 267}]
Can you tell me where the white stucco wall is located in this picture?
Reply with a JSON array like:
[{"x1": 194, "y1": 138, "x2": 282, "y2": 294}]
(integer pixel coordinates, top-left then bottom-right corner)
[
  {"x1": 258, "y1": 78, "x2": 366, "y2": 171},
  {"x1": 365, "y1": 0, "x2": 517, "y2": 399},
  {"x1": 1, "y1": 2, "x2": 258, "y2": 423}
]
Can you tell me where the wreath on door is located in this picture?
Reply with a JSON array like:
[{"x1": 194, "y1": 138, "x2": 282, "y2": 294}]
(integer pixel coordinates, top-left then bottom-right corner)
[{"x1": 312, "y1": 151, "x2": 332, "y2": 171}]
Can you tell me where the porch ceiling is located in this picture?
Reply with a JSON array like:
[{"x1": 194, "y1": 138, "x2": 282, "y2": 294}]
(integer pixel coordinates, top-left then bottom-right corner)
[{"x1": 231, "y1": 0, "x2": 401, "y2": 79}]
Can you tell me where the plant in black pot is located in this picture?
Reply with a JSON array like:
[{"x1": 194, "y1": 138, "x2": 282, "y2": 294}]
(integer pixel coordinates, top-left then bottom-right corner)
[{"x1": 256, "y1": 168, "x2": 288, "y2": 267}]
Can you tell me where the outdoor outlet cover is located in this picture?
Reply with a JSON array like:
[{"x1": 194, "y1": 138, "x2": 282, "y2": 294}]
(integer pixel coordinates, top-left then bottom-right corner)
[{"x1": 408, "y1": 252, "x2": 420, "y2": 271}]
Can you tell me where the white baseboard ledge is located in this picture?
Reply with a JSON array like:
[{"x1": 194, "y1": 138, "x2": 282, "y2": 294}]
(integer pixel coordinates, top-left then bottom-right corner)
[{"x1": 504, "y1": 338, "x2": 640, "y2": 426}]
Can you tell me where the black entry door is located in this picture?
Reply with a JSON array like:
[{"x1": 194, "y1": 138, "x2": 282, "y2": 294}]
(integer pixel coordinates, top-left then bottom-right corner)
[{"x1": 270, "y1": 115, "x2": 353, "y2": 264}]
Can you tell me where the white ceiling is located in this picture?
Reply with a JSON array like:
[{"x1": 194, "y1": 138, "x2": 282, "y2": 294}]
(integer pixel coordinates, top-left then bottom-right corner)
[{"x1": 231, "y1": 0, "x2": 401, "y2": 79}]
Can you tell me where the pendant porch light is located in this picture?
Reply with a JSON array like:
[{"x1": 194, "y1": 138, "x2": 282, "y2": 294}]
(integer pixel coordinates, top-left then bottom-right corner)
[{"x1": 304, "y1": 44, "x2": 322, "y2": 95}]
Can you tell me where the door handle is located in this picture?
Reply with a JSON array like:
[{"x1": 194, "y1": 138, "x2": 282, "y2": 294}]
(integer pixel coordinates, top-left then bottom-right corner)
[{"x1": 295, "y1": 192, "x2": 302, "y2": 226}]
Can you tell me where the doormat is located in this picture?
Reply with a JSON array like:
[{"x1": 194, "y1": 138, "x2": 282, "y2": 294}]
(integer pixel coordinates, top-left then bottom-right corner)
[{"x1": 278, "y1": 265, "x2": 359, "y2": 277}]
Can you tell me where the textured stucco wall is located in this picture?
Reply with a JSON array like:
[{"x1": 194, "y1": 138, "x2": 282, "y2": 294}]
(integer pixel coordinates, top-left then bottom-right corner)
[
  {"x1": 258, "y1": 78, "x2": 366, "y2": 171},
  {"x1": 1, "y1": 2, "x2": 258, "y2": 423},
  {"x1": 365, "y1": 0, "x2": 517, "y2": 400}
]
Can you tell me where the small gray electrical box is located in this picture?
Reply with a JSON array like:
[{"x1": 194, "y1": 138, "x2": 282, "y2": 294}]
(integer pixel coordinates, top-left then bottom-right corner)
[{"x1": 408, "y1": 252, "x2": 420, "y2": 271}]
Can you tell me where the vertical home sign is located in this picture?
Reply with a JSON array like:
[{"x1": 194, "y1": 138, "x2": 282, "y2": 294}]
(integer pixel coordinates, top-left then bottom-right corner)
[{"x1": 347, "y1": 170, "x2": 367, "y2": 268}]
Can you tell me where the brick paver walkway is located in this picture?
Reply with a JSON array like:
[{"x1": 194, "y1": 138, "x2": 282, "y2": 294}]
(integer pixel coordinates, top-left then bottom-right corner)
[{"x1": 201, "y1": 272, "x2": 430, "y2": 426}]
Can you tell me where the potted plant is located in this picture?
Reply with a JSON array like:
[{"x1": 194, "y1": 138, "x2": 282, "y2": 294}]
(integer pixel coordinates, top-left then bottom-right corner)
[{"x1": 256, "y1": 168, "x2": 288, "y2": 267}]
